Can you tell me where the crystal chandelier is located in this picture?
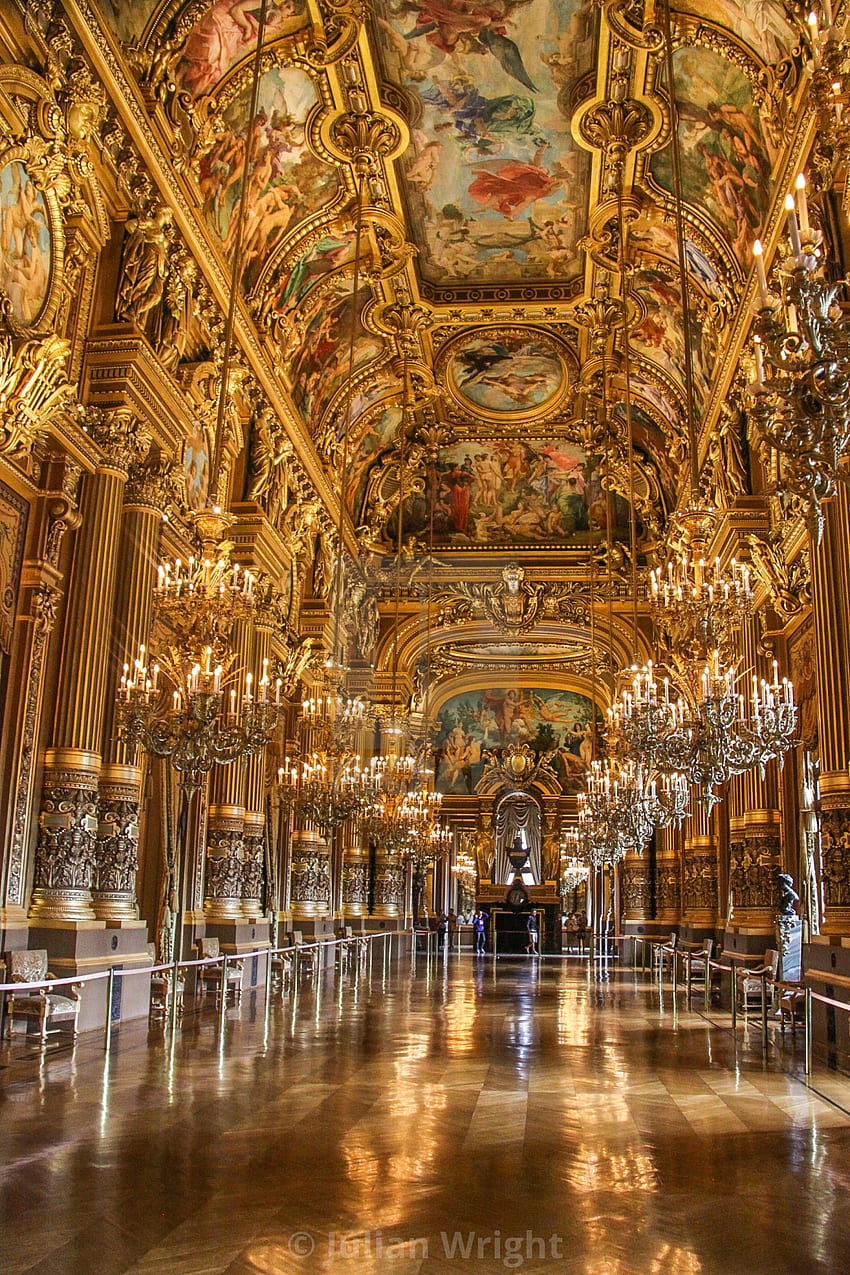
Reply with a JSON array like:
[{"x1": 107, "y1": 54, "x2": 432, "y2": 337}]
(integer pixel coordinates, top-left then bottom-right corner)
[
  {"x1": 649, "y1": 535, "x2": 753, "y2": 656},
  {"x1": 116, "y1": 511, "x2": 283, "y2": 794},
  {"x1": 746, "y1": 172, "x2": 850, "y2": 541},
  {"x1": 296, "y1": 749, "x2": 371, "y2": 836},
  {"x1": 559, "y1": 846, "x2": 589, "y2": 894},
  {"x1": 611, "y1": 652, "x2": 797, "y2": 813}
]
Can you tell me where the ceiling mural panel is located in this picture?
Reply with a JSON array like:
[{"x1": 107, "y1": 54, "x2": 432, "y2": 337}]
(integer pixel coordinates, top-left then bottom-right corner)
[
  {"x1": 435, "y1": 685, "x2": 599, "y2": 793},
  {"x1": 649, "y1": 45, "x2": 773, "y2": 265},
  {"x1": 197, "y1": 66, "x2": 339, "y2": 288},
  {"x1": 630, "y1": 265, "x2": 715, "y2": 405},
  {"x1": 94, "y1": 0, "x2": 161, "y2": 44},
  {"x1": 372, "y1": 0, "x2": 597, "y2": 290},
  {"x1": 348, "y1": 403, "x2": 403, "y2": 520},
  {"x1": 405, "y1": 439, "x2": 630, "y2": 546},
  {"x1": 288, "y1": 280, "x2": 385, "y2": 430},
  {"x1": 175, "y1": 0, "x2": 310, "y2": 99},
  {"x1": 440, "y1": 326, "x2": 570, "y2": 419}
]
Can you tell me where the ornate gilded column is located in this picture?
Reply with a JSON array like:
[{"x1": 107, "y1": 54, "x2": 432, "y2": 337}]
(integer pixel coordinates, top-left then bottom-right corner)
[
  {"x1": 0, "y1": 477, "x2": 80, "y2": 928},
  {"x1": 241, "y1": 603, "x2": 274, "y2": 922},
  {"x1": 94, "y1": 457, "x2": 169, "y2": 922},
  {"x1": 621, "y1": 848, "x2": 652, "y2": 929},
  {"x1": 811, "y1": 489, "x2": 850, "y2": 934},
  {"x1": 341, "y1": 822, "x2": 369, "y2": 920},
  {"x1": 680, "y1": 795, "x2": 719, "y2": 935},
  {"x1": 30, "y1": 414, "x2": 139, "y2": 922},
  {"x1": 203, "y1": 614, "x2": 253, "y2": 922},
  {"x1": 726, "y1": 617, "x2": 782, "y2": 940},
  {"x1": 373, "y1": 852, "x2": 404, "y2": 920},
  {"x1": 289, "y1": 827, "x2": 331, "y2": 923},
  {"x1": 655, "y1": 823, "x2": 681, "y2": 928}
]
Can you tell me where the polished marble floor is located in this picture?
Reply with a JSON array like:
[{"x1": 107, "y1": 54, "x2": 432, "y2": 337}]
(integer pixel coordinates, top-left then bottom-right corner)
[{"x1": 1, "y1": 953, "x2": 849, "y2": 1275}]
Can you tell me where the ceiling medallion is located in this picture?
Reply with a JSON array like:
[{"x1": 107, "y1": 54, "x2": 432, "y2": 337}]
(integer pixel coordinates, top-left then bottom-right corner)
[{"x1": 437, "y1": 326, "x2": 573, "y2": 424}]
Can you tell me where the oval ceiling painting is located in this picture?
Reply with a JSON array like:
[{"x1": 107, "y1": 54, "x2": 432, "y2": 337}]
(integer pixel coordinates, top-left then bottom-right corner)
[{"x1": 443, "y1": 327, "x2": 569, "y2": 420}]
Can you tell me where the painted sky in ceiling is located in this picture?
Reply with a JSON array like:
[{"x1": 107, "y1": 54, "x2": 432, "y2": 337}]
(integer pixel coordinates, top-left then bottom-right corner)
[{"x1": 372, "y1": 0, "x2": 596, "y2": 288}]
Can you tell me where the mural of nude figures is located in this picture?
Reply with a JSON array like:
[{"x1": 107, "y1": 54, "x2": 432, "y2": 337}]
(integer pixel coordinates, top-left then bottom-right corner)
[
  {"x1": 444, "y1": 328, "x2": 568, "y2": 417},
  {"x1": 0, "y1": 162, "x2": 51, "y2": 327},
  {"x1": 650, "y1": 46, "x2": 773, "y2": 265},
  {"x1": 196, "y1": 66, "x2": 338, "y2": 288},
  {"x1": 175, "y1": 0, "x2": 308, "y2": 100},
  {"x1": 372, "y1": 0, "x2": 596, "y2": 286},
  {"x1": 435, "y1": 686, "x2": 600, "y2": 794},
  {"x1": 405, "y1": 437, "x2": 629, "y2": 546}
]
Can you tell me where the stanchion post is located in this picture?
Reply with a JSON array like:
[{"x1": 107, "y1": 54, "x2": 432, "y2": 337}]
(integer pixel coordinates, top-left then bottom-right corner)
[
  {"x1": 761, "y1": 972, "x2": 769, "y2": 1053},
  {"x1": 672, "y1": 948, "x2": 678, "y2": 997},
  {"x1": 731, "y1": 968, "x2": 737, "y2": 1032},
  {"x1": 104, "y1": 967, "x2": 115, "y2": 1052},
  {"x1": 170, "y1": 949, "x2": 181, "y2": 1034},
  {"x1": 218, "y1": 954, "x2": 228, "y2": 1031},
  {"x1": 804, "y1": 986, "x2": 813, "y2": 1078}
]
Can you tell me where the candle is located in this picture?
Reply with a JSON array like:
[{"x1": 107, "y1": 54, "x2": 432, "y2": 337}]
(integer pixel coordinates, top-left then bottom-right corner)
[
  {"x1": 752, "y1": 239, "x2": 769, "y2": 306},
  {"x1": 795, "y1": 173, "x2": 810, "y2": 235},
  {"x1": 785, "y1": 192, "x2": 803, "y2": 259},
  {"x1": 809, "y1": 11, "x2": 822, "y2": 66}
]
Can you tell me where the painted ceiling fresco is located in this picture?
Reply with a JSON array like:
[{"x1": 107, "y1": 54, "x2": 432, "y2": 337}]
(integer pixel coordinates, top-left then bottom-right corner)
[
  {"x1": 405, "y1": 439, "x2": 630, "y2": 547},
  {"x1": 372, "y1": 0, "x2": 597, "y2": 290},
  {"x1": 197, "y1": 66, "x2": 339, "y2": 290},
  {"x1": 435, "y1": 686, "x2": 600, "y2": 793},
  {"x1": 175, "y1": 0, "x2": 309, "y2": 99},
  {"x1": 441, "y1": 327, "x2": 572, "y2": 419},
  {"x1": 90, "y1": 0, "x2": 802, "y2": 555},
  {"x1": 650, "y1": 46, "x2": 773, "y2": 266}
]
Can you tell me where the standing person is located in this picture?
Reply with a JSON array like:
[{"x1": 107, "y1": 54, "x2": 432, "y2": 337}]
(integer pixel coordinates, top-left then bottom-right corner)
[
  {"x1": 473, "y1": 909, "x2": 489, "y2": 954},
  {"x1": 437, "y1": 911, "x2": 448, "y2": 951},
  {"x1": 566, "y1": 911, "x2": 579, "y2": 953},
  {"x1": 448, "y1": 909, "x2": 459, "y2": 952},
  {"x1": 576, "y1": 910, "x2": 588, "y2": 954},
  {"x1": 526, "y1": 909, "x2": 539, "y2": 956}
]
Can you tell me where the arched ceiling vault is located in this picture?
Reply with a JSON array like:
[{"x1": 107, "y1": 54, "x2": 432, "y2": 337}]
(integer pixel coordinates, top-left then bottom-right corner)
[{"x1": 83, "y1": 0, "x2": 812, "y2": 709}]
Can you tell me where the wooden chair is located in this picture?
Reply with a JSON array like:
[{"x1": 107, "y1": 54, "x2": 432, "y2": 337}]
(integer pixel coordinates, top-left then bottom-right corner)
[
  {"x1": 655, "y1": 933, "x2": 679, "y2": 981},
  {"x1": 4, "y1": 950, "x2": 82, "y2": 1043},
  {"x1": 195, "y1": 937, "x2": 243, "y2": 1002},
  {"x1": 685, "y1": 939, "x2": 715, "y2": 1002},
  {"x1": 147, "y1": 943, "x2": 185, "y2": 1018},
  {"x1": 290, "y1": 931, "x2": 317, "y2": 975},
  {"x1": 737, "y1": 949, "x2": 779, "y2": 1014},
  {"x1": 776, "y1": 980, "x2": 806, "y2": 1033}
]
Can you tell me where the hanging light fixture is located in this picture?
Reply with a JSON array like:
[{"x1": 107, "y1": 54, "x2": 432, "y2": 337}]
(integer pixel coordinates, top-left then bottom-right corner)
[
  {"x1": 746, "y1": 170, "x2": 850, "y2": 542},
  {"x1": 286, "y1": 165, "x2": 379, "y2": 834},
  {"x1": 116, "y1": 3, "x2": 284, "y2": 792},
  {"x1": 611, "y1": 0, "x2": 797, "y2": 812}
]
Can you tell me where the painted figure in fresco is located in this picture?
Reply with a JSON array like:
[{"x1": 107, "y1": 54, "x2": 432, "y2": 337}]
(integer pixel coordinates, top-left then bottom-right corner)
[
  {"x1": 468, "y1": 149, "x2": 557, "y2": 219},
  {"x1": 177, "y1": 0, "x2": 299, "y2": 99},
  {"x1": 0, "y1": 164, "x2": 50, "y2": 325},
  {"x1": 397, "y1": 0, "x2": 538, "y2": 91}
]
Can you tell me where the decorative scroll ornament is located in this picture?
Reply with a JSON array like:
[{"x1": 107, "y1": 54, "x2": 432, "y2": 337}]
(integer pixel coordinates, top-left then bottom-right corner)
[
  {"x1": 0, "y1": 333, "x2": 74, "y2": 455},
  {"x1": 744, "y1": 535, "x2": 811, "y2": 620},
  {"x1": 479, "y1": 742, "x2": 560, "y2": 791},
  {"x1": 438, "y1": 563, "x2": 589, "y2": 635},
  {"x1": 579, "y1": 95, "x2": 652, "y2": 188}
]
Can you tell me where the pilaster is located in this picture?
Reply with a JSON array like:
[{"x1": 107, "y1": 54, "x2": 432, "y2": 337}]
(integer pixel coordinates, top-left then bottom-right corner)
[{"x1": 31, "y1": 415, "x2": 137, "y2": 922}]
